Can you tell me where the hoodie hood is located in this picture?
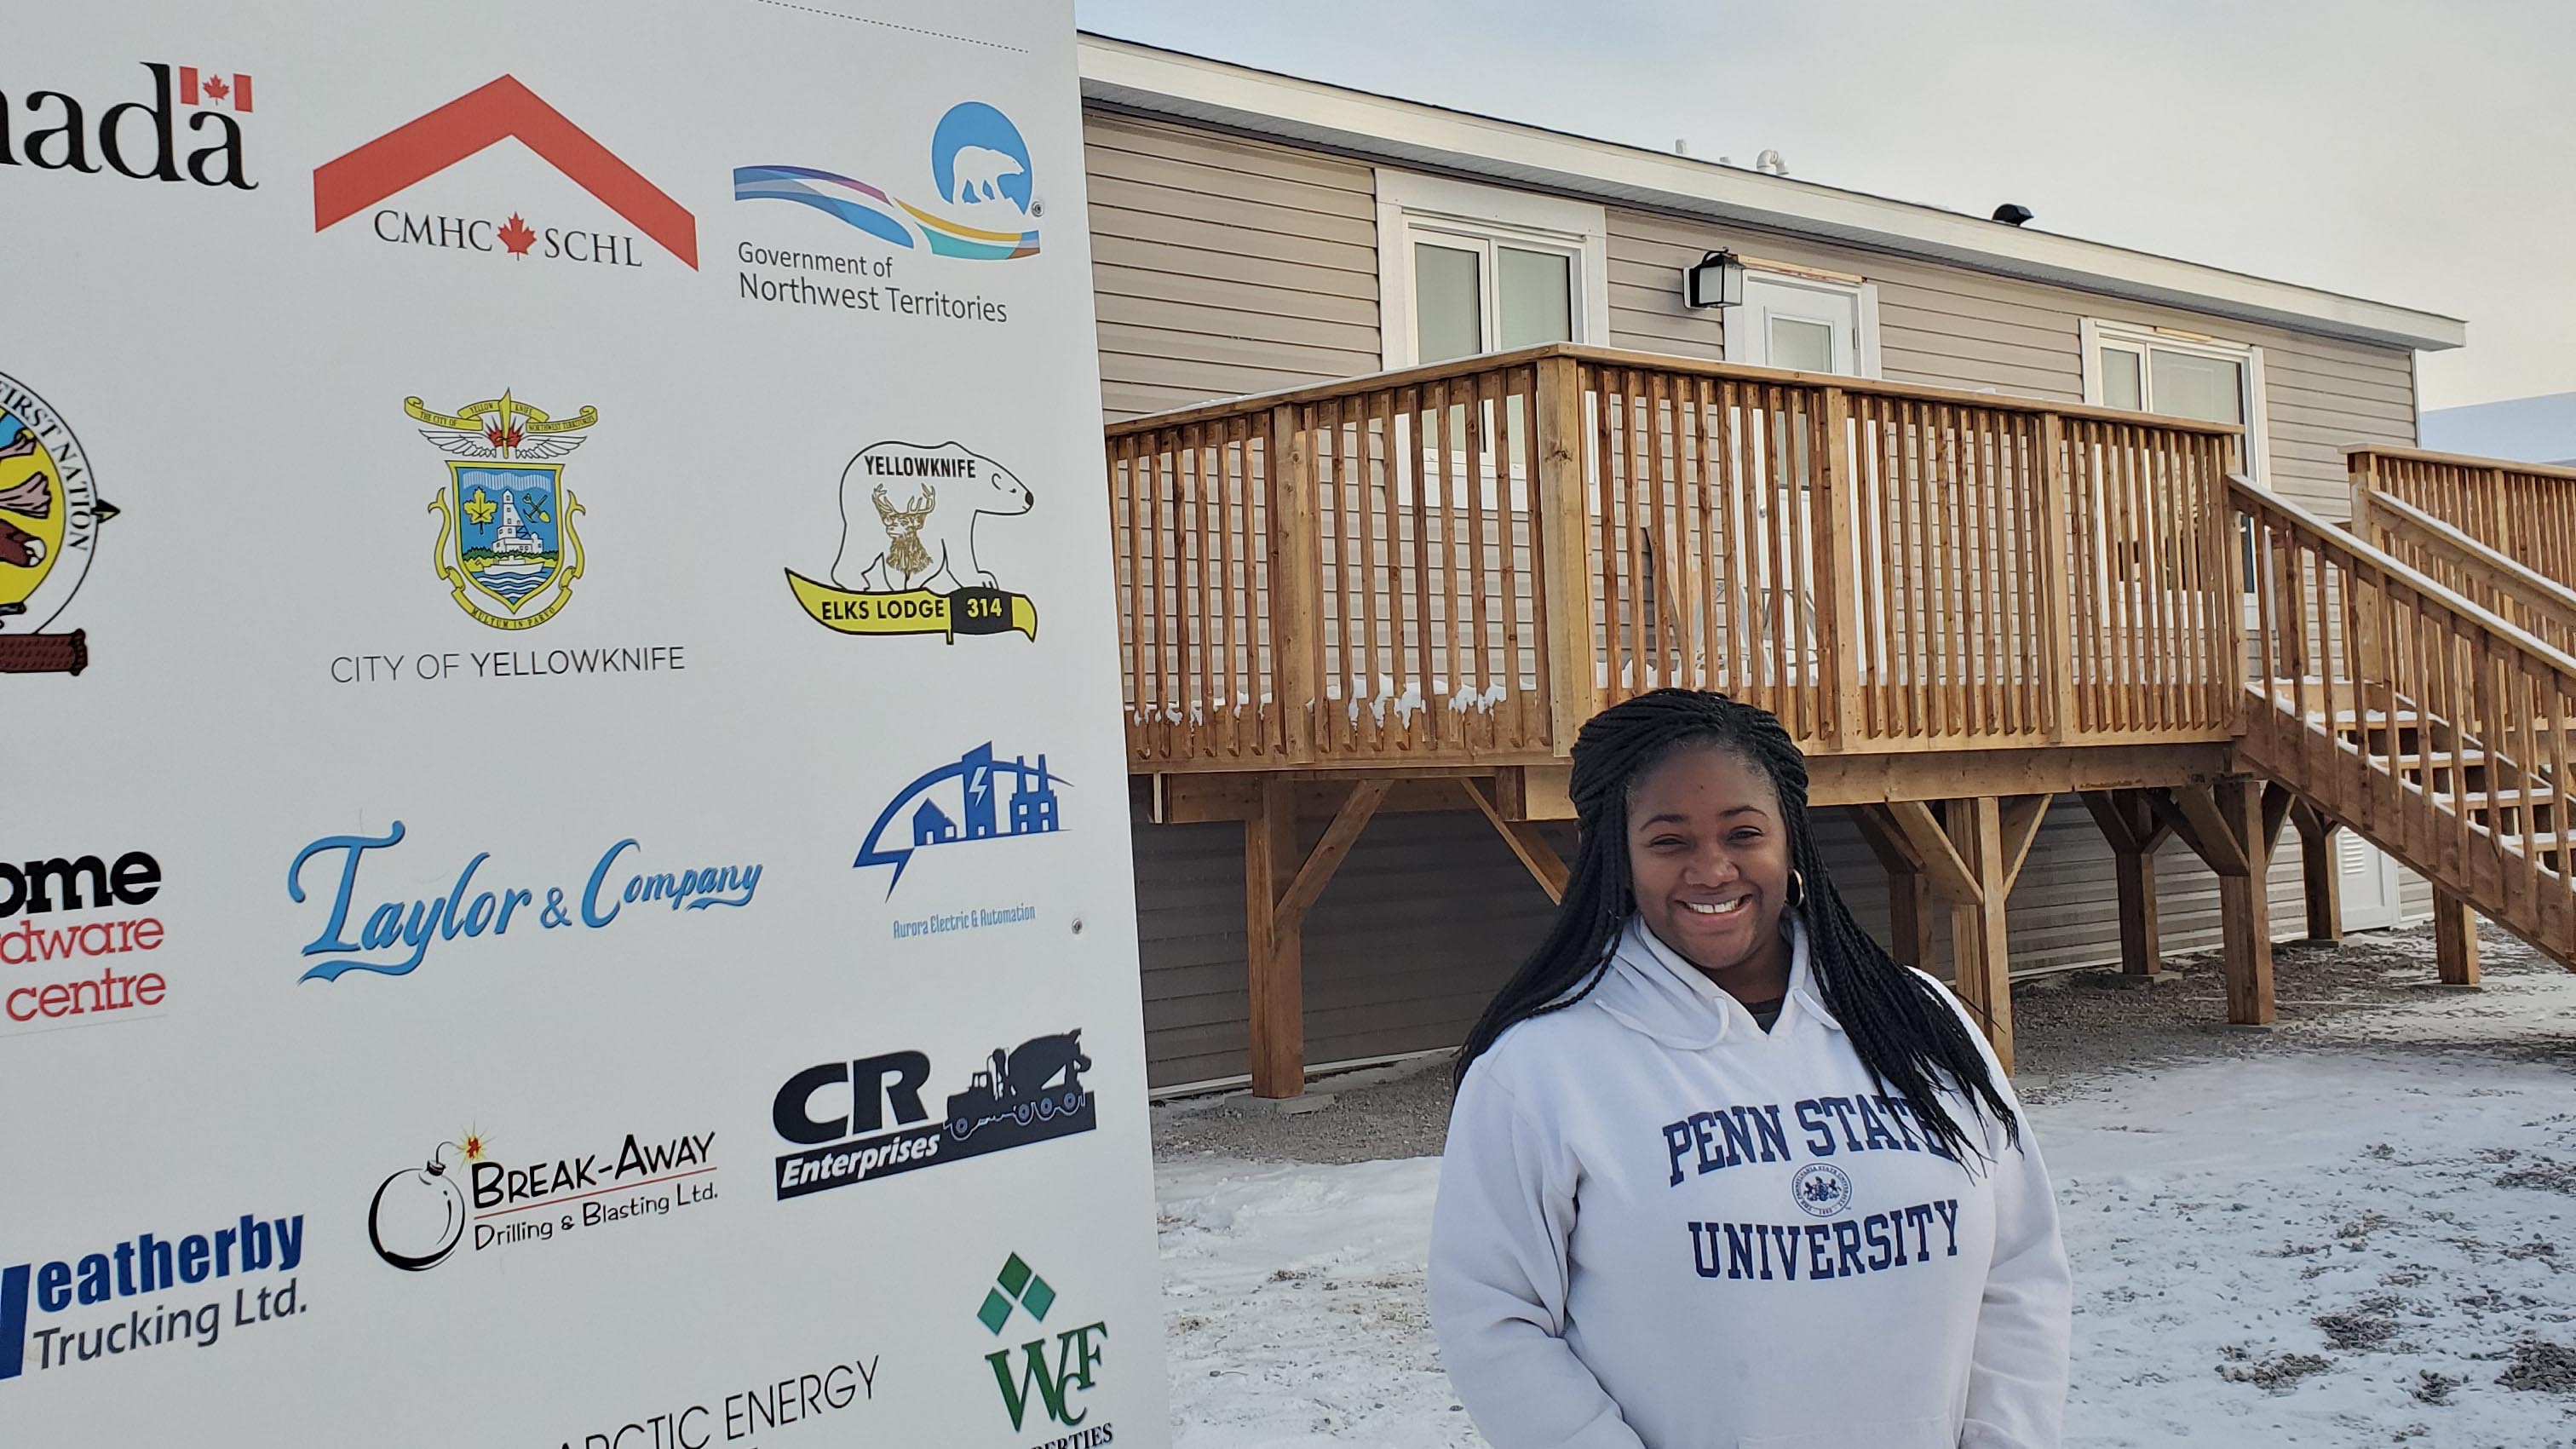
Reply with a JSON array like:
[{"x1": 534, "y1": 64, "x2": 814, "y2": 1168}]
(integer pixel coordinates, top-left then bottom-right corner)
[{"x1": 1584, "y1": 914, "x2": 1837, "y2": 1049}]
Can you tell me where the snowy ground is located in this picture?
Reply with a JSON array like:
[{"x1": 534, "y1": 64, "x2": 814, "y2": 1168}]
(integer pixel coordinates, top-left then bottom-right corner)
[{"x1": 1154, "y1": 930, "x2": 2576, "y2": 1446}]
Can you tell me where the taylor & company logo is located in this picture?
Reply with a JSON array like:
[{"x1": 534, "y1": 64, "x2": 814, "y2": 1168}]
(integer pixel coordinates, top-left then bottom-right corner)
[
  {"x1": 286, "y1": 821, "x2": 761, "y2": 982},
  {"x1": 410, "y1": 389, "x2": 592, "y2": 630},
  {"x1": 857, "y1": 743, "x2": 1063, "y2": 895},
  {"x1": 0, "y1": 371, "x2": 118, "y2": 676},
  {"x1": 366, "y1": 1126, "x2": 716, "y2": 1272},
  {"x1": 0, "y1": 1212, "x2": 306, "y2": 1383},
  {"x1": 786, "y1": 440, "x2": 1036, "y2": 643},
  {"x1": 313, "y1": 75, "x2": 696, "y2": 270},
  {"x1": 976, "y1": 1254, "x2": 1111, "y2": 1442},
  {"x1": 3, "y1": 848, "x2": 169, "y2": 1033},
  {"x1": 771, "y1": 1030, "x2": 1095, "y2": 1201},
  {"x1": 0, "y1": 62, "x2": 255, "y2": 188}
]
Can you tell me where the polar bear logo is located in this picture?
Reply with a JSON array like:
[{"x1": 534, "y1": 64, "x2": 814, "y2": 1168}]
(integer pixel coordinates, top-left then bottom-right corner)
[
  {"x1": 831, "y1": 441, "x2": 1033, "y2": 594},
  {"x1": 947, "y1": 144, "x2": 1029, "y2": 211}
]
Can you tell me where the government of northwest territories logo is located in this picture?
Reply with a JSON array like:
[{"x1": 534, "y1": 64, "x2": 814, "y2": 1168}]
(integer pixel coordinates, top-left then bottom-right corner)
[
  {"x1": 736, "y1": 101, "x2": 1038, "y2": 260},
  {"x1": 411, "y1": 390, "x2": 593, "y2": 630},
  {"x1": 366, "y1": 1126, "x2": 716, "y2": 1272},
  {"x1": 857, "y1": 744, "x2": 1062, "y2": 895},
  {"x1": 786, "y1": 441, "x2": 1036, "y2": 643},
  {"x1": 771, "y1": 1031, "x2": 1095, "y2": 1201},
  {"x1": 977, "y1": 1255, "x2": 1109, "y2": 1438},
  {"x1": 313, "y1": 75, "x2": 697, "y2": 269},
  {"x1": 0, "y1": 372, "x2": 118, "y2": 676}
]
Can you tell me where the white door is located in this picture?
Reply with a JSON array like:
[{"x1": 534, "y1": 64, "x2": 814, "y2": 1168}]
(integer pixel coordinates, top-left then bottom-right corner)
[
  {"x1": 1731, "y1": 273, "x2": 1872, "y2": 377},
  {"x1": 2337, "y1": 828, "x2": 2402, "y2": 931}
]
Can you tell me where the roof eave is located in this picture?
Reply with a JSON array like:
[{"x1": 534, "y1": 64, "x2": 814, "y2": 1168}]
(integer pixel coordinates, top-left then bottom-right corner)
[{"x1": 1077, "y1": 37, "x2": 2465, "y2": 354}]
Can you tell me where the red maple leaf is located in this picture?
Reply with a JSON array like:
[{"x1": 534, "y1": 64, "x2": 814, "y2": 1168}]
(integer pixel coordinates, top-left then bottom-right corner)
[
  {"x1": 201, "y1": 73, "x2": 230, "y2": 102},
  {"x1": 483, "y1": 419, "x2": 526, "y2": 451},
  {"x1": 497, "y1": 213, "x2": 536, "y2": 256}
]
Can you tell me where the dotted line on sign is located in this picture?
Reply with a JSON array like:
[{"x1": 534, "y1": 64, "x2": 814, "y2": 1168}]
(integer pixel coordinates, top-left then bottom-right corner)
[{"x1": 750, "y1": 0, "x2": 1028, "y2": 53}]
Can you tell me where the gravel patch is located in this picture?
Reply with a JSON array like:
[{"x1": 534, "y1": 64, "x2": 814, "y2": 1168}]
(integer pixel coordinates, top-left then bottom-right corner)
[{"x1": 2497, "y1": 1338, "x2": 2576, "y2": 1394}]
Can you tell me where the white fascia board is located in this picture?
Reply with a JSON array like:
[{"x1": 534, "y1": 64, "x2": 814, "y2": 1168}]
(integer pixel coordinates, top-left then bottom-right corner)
[{"x1": 1077, "y1": 34, "x2": 2465, "y2": 354}]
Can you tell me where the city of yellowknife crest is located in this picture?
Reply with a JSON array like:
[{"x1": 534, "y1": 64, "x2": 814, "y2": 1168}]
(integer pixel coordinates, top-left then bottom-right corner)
[{"x1": 411, "y1": 390, "x2": 593, "y2": 630}]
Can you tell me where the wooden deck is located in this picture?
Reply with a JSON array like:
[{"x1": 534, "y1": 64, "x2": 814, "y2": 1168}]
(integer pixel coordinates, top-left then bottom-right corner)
[{"x1": 1104, "y1": 344, "x2": 2320, "y2": 1095}]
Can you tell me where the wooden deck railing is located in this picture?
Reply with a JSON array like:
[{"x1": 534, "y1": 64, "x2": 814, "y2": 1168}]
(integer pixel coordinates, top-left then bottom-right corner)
[
  {"x1": 1107, "y1": 343, "x2": 2246, "y2": 772},
  {"x1": 2351, "y1": 446, "x2": 2576, "y2": 588},
  {"x1": 2240, "y1": 477, "x2": 2576, "y2": 957}
]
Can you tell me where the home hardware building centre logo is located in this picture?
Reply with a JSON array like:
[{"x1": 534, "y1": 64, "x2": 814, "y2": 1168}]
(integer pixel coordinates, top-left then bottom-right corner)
[
  {"x1": 3, "y1": 848, "x2": 170, "y2": 1035},
  {"x1": 411, "y1": 390, "x2": 593, "y2": 630},
  {"x1": 313, "y1": 75, "x2": 696, "y2": 271},
  {"x1": 0, "y1": 1211, "x2": 307, "y2": 1383},
  {"x1": 857, "y1": 744, "x2": 1062, "y2": 896},
  {"x1": 365, "y1": 1127, "x2": 716, "y2": 1273},
  {"x1": 976, "y1": 1254, "x2": 1111, "y2": 1442},
  {"x1": 771, "y1": 1031, "x2": 1095, "y2": 1201},
  {"x1": 786, "y1": 441, "x2": 1037, "y2": 644},
  {"x1": 0, "y1": 371, "x2": 118, "y2": 676}
]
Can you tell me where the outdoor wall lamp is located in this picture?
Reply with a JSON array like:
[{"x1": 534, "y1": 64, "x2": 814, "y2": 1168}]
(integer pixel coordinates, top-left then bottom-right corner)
[{"x1": 1683, "y1": 249, "x2": 1744, "y2": 308}]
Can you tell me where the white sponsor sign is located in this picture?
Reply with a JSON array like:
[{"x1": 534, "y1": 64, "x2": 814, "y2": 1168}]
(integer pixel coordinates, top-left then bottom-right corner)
[{"x1": 0, "y1": 3, "x2": 1169, "y2": 1444}]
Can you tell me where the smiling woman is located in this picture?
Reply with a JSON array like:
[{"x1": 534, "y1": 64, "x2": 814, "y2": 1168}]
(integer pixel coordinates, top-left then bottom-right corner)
[{"x1": 1429, "y1": 688, "x2": 2073, "y2": 1449}]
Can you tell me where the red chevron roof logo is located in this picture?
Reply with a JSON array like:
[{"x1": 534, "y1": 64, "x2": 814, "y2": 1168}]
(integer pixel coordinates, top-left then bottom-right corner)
[{"x1": 313, "y1": 75, "x2": 697, "y2": 268}]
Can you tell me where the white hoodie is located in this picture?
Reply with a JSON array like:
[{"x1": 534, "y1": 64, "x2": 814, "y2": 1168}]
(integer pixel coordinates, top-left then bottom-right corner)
[{"x1": 1429, "y1": 918, "x2": 2070, "y2": 1449}]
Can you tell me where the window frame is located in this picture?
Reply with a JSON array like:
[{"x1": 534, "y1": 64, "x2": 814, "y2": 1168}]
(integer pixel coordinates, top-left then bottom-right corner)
[
  {"x1": 1375, "y1": 169, "x2": 1609, "y2": 369},
  {"x1": 2079, "y1": 317, "x2": 2268, "y2": 486},
  {"x1": 1731, "y1": 266, "x2": 1884, "y2": 379}
]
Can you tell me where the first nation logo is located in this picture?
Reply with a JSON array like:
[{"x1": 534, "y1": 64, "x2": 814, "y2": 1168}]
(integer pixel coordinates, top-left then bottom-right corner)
[{"x1": 0, "y1": 371, "x2": 118, "y2": 676}]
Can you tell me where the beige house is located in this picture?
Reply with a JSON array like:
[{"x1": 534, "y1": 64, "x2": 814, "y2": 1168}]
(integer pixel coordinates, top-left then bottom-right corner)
[{"x1": 1074, "y1": 33, "x2": 2468, "y2": 1091}]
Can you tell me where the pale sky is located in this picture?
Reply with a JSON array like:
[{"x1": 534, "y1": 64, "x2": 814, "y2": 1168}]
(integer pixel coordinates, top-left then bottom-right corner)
[{"x1": 1073, "y1": 0, "x2": 2573, "y2": 410}]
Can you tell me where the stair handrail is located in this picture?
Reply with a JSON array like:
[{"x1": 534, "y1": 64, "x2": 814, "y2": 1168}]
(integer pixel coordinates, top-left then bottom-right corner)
[
  {"x1": 2355, "y1": 486, "x2": 2576, "y2": 652},
  {"x1": 2233, "y1": 474, "x2": 2576, "y2": 685}
]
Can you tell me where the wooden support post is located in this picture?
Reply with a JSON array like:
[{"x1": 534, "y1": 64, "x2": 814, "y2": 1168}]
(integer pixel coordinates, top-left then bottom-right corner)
[
  {"x1": 2082, "y1": 790, "x2": 2168, "y2": 977},
  {"x1": 2035, "y1": 413, "x2": 2078, "y2": 743},
  {"x1": 2212, "y1": 778, "x2": 2277, "y2": 1026},
  {"x1": 1532, "y1": 357, "x2": 1600, "y2": 755},
  {"x1": 1245, "y1": 779, "x2": 1303, "y2": 1099},
  {"x1": 1944, "y1": 797, "x2": 2018, "y2": 1074},
  {"x1": 1268, "y1": 404, "x2": 1320, "y2": 765},
  {"x1": 1817, "y1": 386, "x2": 1864, "y2": 749},
  {"x1": 1243, "y1": 778, "x2": 1392, "y2": 1099},
  {"x1": 2432, "y1": 889, "x2": 2482, "y2": 987},
  {"x1": 1849, "y1": 805, "x2": 1935, "y2": 972},
  {"x1": 2289, "y1": 802, "x2": 2343, "y2": 943}
]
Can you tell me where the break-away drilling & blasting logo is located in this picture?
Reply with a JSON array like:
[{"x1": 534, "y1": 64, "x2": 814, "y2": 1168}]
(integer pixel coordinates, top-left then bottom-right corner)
[{"x1": 367, "y1": 1125, "x2": 716, "y2": 1272}]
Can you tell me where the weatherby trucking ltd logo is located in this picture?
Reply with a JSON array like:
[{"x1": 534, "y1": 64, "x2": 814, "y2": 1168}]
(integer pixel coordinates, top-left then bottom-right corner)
[
  {"x1": 0, "y1": 372, "x2": 118, "y2": 676},
  {"x1": 0, "y1": 61, "x2": 256, "y2": 188},
  {"x1": 313, "y1": 75, "x2": 696, "y2": 272},
  {"x1": 3, "y1": 849, "x2": 168, "y2": 1035},
  {"x1": 785, "y1": 441, "x2": 1038, "y2": 644},
  {"x1": 771, "y1": 1031, "x2": 1096, "y2": 1201},
  {"x1": 365, "y1": 1127, "x2": 716, "y2": 1273},
  {"x1": 0, "y1": 1212, "x2": 307, "y2": 1384}
]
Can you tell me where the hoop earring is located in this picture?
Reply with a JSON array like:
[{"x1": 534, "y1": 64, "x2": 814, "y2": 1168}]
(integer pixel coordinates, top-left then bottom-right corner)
[{"x1": 1786, "y1": 870, "x2": 1807, "y2": 909}]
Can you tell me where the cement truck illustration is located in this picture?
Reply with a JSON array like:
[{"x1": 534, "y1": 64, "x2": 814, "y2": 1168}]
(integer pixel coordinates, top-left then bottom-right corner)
[{"x1": 947, "y1": 1030, "x2": 1092, "y2": 1140}]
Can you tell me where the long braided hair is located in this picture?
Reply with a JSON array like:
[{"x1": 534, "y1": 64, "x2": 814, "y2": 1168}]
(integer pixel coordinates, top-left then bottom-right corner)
[{"x1": 1452, "y1": 688, "x2": 2018, "y2": 1159}]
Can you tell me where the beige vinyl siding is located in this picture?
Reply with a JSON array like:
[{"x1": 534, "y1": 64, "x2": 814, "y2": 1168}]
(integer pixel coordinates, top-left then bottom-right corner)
[{"x1": 1084, "y1": 112, "x2": 1381, "y2": 422}]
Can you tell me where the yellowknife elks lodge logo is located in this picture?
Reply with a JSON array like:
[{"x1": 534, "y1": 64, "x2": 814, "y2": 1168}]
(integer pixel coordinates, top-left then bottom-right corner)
[
  {"x1": 785, "y1": 441, "x2": 1036, "y2": 643},
  {"x1": 0, "y1": 372, "x2": 117, "y2": 676},
  {"x1": 411, "y1": 391, "x2": 592, "y2": 630}
]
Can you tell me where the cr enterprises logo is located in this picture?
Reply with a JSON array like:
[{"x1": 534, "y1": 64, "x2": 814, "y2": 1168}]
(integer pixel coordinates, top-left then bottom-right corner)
[
  {"x1": 367, "y1": 1127, "x2": 716, "y2": 1272},
  {"x1": 0, "y1": 61, "x2": 255, "y2": 188},
  {"x1": 0, "y1": 1212, "x2": 304, "y2": 1383},
  {"x1": 3, "y1": 848, "x2": 168, "y2": 1032},
  {"x1": 313, "y1": 75, "x2": 696, "y2": 270},
  {"x1": 771, "y1": 1031, "x2": 1095, "y2": 1201},
  {"x1": 287, "y1": 821, "x2": 761, "y2": 982},
  {"x1": 976, "y1": 1254, "x2": 1110, "y2": 1440},
  {"x1": 786, "y1": 441, "x2": 1038, "y2": 644}
]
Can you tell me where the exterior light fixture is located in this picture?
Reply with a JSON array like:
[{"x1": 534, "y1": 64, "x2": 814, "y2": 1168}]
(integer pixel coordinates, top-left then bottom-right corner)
[{"x1": 1683, "y1": 249, "x2": 1744, "y2": 309}]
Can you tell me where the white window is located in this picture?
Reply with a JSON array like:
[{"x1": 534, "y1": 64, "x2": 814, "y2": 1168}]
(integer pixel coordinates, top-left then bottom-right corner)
[
  {"x1": 2080, "y1": 319, "x2": 2267, "y2": 484},
  {"x1": 1728, "y1": 267, "x2": 1883, "y2": 378},
  {"x1": 1376, "y1": 170, "x2": 1608, "y2": 369}
]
